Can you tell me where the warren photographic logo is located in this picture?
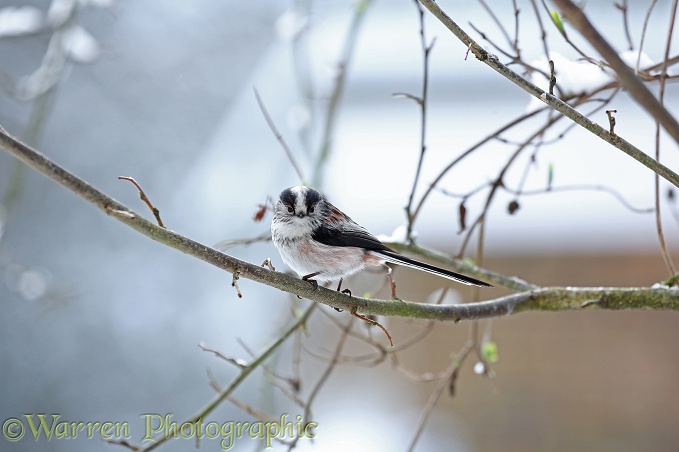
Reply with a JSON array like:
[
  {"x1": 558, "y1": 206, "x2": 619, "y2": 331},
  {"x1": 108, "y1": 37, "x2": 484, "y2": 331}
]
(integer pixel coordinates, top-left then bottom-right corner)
[
  {"x1": 2, "y1": 413, "x2": 317, "y2": 450},
  {"x1": 2, "y1": 414, "x2": 129, "y2": 441},
  {"x1": 141, "y1": 413, "x2": 317, "y2": 449}
]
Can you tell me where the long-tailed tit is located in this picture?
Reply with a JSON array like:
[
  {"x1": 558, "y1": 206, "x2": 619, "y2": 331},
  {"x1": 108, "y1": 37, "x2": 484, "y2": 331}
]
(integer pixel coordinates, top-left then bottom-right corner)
[{"x1": 271, "y1": 186, "x2": 491, "y2": 290}]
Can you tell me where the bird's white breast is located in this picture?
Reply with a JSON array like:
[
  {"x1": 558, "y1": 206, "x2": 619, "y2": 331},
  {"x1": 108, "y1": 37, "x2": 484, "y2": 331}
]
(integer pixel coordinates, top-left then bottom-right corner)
[{"x1": 272, "y1": 234, "x2": 367, "y2": 283}]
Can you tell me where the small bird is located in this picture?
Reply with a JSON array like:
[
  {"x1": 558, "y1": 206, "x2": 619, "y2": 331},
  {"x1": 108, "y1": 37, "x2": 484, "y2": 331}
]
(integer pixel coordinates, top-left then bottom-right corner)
[{"x1": 270, "y1": 186, "x2": 491, "y2": 290}]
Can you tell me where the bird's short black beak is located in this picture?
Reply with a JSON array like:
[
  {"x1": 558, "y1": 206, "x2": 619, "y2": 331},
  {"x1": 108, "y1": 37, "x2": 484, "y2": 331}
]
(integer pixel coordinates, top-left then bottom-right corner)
[{"x1": 297, "y1": 213, "x2": 305, "y2": 218}]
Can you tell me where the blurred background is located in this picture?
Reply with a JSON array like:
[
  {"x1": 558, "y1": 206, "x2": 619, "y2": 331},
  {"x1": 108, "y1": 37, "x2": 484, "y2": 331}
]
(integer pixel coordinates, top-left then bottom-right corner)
[{"x1": 1, "y1": 0, "x2": 679, "y2": 451}]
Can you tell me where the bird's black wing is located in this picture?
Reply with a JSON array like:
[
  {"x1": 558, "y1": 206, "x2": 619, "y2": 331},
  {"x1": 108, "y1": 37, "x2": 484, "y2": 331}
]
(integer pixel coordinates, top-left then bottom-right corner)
[
  {"x1": 312, "y1": 223, "x2": 492, "y2": 287},
  {"x1": 311, "y1": 220, "x2": 393, "y2": 253}
]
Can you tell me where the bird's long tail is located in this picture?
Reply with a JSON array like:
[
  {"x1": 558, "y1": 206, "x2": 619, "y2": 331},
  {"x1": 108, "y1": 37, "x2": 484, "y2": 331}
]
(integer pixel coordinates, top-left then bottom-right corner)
[{"x1": 376, "y1": 250, "x2": 492, "y2": 287}]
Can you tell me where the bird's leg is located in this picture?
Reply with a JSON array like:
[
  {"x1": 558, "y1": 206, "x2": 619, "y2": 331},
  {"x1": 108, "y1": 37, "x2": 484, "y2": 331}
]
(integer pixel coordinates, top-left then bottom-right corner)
[
  {"x1": 350, "y1": 307, "x2": 393, "y2": 347},
  {"x1": 336, "y1": 278, "x2": 352, "y2": 297},
  {"x1": 386, "y1": 265, "x2": 398, "y2": 299},
  {"x1": 301, "y1": 271, "x2": 321, "y2": 290},
  {"x1": 332, "y1": 279, "x2": 350, "y2": 312},
  {"x1": 260, "y1": 258, "x2": 275, "y2": 271}
]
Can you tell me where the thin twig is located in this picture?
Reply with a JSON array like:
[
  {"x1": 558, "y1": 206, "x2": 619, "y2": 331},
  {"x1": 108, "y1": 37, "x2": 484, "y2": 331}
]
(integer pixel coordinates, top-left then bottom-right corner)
[
  {"x1": 468, "y1": 22, "x2": 514, "y2": 60},
  {"x1": 409, "y1": 107, "x2": 546, "y2": 232},
  {"x1": 550, "y1": 0, "x2": 679, "y2": 146},
  {"x1": 287, "y1": 319, "x2": 351, "y2": 451},
  {"x1": 312, "y1": 0, "x2": 373, "y2": 187},
  {"x1": 500, "y1": 182, "x2": 653, "y2": 215},
  {"x1": 457, "y1": 114, "x2": 564, "y2": 256},
  {"x1": 606, "y1": 109, "x2": 617, "y2": 135},
  {"x1": 139, "y1": 303, "x2": 316, "y2": 451},
  {"x1": 477, "y1": 0, "x2": 513, "y2": 51},
  {"x1": 412, "y1": 71, "x2": 622, "y2": 231},
  {"x1": 636, "y1": 0, "x2": 659, "y2": 74},
  {"x1": 118, "y1": 176, "x2": 164, "y2": 228},
  {"x1": 231, "y1": 270, "x2": 243, "y2": 298},
  {"x1": 511, "y1": 0, "x2": 521, "y2": 56},
  {"x1": 106, "y1": 439, "x2": 140, "y2": 451},
  {"x1": 406, "y1": 0, "x2": 434, "y2": 242},
  {"x1": 351, "y1": 307, "x2": 393, "y2": 346},
  {"x1": 616, "y1": 0, "x2": 634, "y2": 51},
  {"x1": 214, "y1": 232, "x2": 271, "y2": 252},
  {"x1": 406, "y1": 343, "x2": 474, "y2": 451},
  {"x1": 253, "y1": 88, "x2": 305, "y2": 183},
  {"x1": 417, "y1": 0, "x2": 679, "y2": 190},
  {"x1": 198, "y1": 341, "x2": 247, "y2": 369},
  {"x1": 539, "y1": 0, "x2": 594, "y2": 62},
  {"x1": 530, "y1": 0, "x2": 551, "y2": 64},
  {"x1": 2, "y1": 129, "x2": 679, "y2": 321},
  {"x1": 653, "y1": 0, "x2": 678, "y2": 276},
  {"x1": 227, "y1": 396, "x2": 278, "y2": 423},
  {"x1": 548, "y1": 59, "x2": 556, "y2": 95}
]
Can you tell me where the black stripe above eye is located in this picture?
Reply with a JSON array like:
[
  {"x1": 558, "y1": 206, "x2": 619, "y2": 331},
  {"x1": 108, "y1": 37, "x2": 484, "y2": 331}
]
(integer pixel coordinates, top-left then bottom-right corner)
[
  {"x1": 305, "y1": 188, "x2": 322, "y2": 210},
  {"x1": 279, "y1": 188, "x2": 296, "y2": 207}
]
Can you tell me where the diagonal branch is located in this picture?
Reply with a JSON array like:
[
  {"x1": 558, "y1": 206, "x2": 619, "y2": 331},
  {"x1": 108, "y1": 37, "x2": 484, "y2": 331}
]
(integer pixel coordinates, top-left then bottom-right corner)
[
  {"x1": 138, "y1": 303, "x2": 316, "y2": 451},
  {"x1": 1, "y1": 128, "x2": 679, "y2": 326},
  {"x1": 550, "y1": 0, "x2": 679, "y2": 146},
  {"x1": 405, "y1": 0, "x2": 435, "y2": 242},
  {"x1": 417, "y1": 0, "x2": 679, "y2": 189}
]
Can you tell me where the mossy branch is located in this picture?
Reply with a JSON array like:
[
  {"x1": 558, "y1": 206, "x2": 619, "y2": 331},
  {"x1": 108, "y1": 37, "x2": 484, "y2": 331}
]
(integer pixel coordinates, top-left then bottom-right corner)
[{"x1": 2, "y1": 128, "x2": 679, "y2": 323}]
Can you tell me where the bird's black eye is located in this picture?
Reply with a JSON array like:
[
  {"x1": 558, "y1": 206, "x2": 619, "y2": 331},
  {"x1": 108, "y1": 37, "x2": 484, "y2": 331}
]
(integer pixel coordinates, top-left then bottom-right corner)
[
  {"x1": 286, "y1": 205, "x2": 294, "y2": 214},
  {"x1": 308, "y1": 205, "x2": 315, "y2": 214}
]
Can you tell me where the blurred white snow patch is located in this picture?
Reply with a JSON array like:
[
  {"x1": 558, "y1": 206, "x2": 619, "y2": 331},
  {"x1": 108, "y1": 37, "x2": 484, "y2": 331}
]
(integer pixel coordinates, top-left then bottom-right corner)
[
  {"x1": 47, "y1": 0, "x2": 114, "y2": 26},
  {"x1": 426, "y1": 287, "x2": 463, "y2": 305},
  {"x1": 526, "y1": 50, "x2": 659, "y2": 112},
  {"x1": 619, "y1": 49, "x2": 667, "y2": 75},
  {"x1": 0, "y1": 6, "x2": 43, "y2": 37},
  {"x1": 376, "y1": 225, "x2": 413, "y2": 244},
  {"x1": 4, "y1": 264, "x2": 51, "y2": 300},
  {"x1": 526, "y1": 52, "x2": 608, "y2": 112},
  {"x1": 47, "y1": 0, "x2": 77, "y2": 26},
  {"x1": 79, "y1": 0, "x2": 115, "y2": 7},
  {"x1": 276, "y1": 9, "x2": 308, "y2": 41},
  {"x1": 63, "y1": 25, "x2": 100, "y2": 63}
]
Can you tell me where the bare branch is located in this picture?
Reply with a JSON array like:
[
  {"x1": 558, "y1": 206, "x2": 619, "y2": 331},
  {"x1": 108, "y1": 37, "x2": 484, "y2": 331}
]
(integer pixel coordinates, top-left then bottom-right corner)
[
  {"x1": 118, "y1": 176, "x2": 165, "y2": 228},
  {"x1": 254, "y1": 88, "x2": 305, "y2": 183},
  {"x1": 406, "y1": 0, "x2": 435, "y2": 242},
  {"x1": 288, "y1": 320, "x2": 351, "y2": 451},
  {"x1": 312, "y1": 0, "x2": 373, "y2": 187},
  {"x1": 406, "y1": 342, "x2": 474, "y2": 451},
  {"x1": 417, "y1": 0, "x2": 679, "y2": 189},
  {"x1": 636, "y1": 0, "x2": 659, "y2": 74},
  {"x1": 138, "y1": 303, "x2": 316, "y2": 451},
  {"x1": 606, "y1": 109, "x2": 617, "y2": 135},
  {"x1": 530, "y1": 0, "x2": 551, "y2": 63},
  {"x1": 653, "y1": 0, "x2": 679, "y2": 276},
  {"x1": 551, "y1": 0, "x2": 679, "y2": 146},
  {"x1": 231, "y1": 270, "x2": 243, "y2": 298},
  {"x1": 198, "y1": 342, "x2": 247, "y2": 369},
  {"x1": 615, "y1": 0, "x2": 634, "y2": 51},
  {"x1": 548, "y1": 59, "x2": 556, "y2": 94},
  {"x1": 2, "y1": 129, "x2": 679, "y2": 326}
]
